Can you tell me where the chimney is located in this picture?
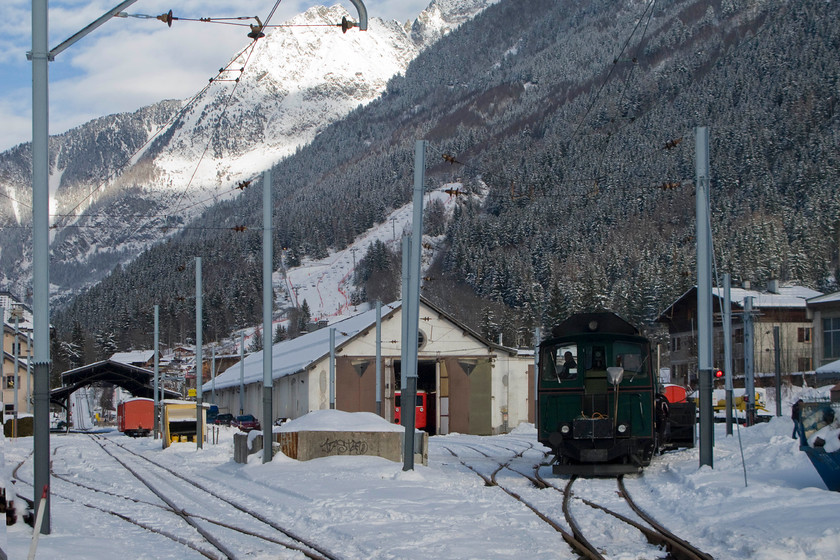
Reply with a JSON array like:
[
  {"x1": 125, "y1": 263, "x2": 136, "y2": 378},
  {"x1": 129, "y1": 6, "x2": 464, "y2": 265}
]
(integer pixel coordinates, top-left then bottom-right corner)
[
  {"x1": 742, "y1": 280, "x2": 751, "y2": 290},
  {"x1": 767, "y1": 279, "x2": 779, "y2": 294}
]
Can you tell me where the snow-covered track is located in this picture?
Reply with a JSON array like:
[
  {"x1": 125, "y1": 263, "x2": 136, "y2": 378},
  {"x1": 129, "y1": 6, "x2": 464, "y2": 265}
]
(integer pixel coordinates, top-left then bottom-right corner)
[
  {"x1": 561, "y1": 475, "x2": 715, "y2": 560},
  {"x1": 88, "y1": 435, "x2": 336, "y2": 560},
  {"x1": 12, "y1": 452, "x2": 219, "y2": 558},
  {"x1": 439, "y1": 442, "x2": 600, "y2": 560}
]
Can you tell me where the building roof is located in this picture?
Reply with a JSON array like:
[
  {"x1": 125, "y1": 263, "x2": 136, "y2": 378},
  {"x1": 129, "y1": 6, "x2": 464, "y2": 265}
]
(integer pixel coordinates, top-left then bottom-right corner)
[
  {"x1": 659, "y1": 284, "x2": 822, "y2": 321},
  {"x1": 807, "y1": 291, "x2": 840, "y2": 306},
  {"x1": 816, "y1": 358, "x2": 840, "y2": 374},
  {"x1": 110, "y1": 350, "x2": 156, "y2": 365},
  {"x1": 718, "y1": 285, "x2": 821, "y2": 308},
  {"x1": 205, "y1": 298, "x2": 516, "y2": 392}
]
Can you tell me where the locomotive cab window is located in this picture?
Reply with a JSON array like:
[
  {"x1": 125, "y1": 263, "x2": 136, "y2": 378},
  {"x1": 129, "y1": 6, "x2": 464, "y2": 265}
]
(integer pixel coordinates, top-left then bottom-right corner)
[
  {"x1": 587, "y1": 346, "x2": 607, "y2": 371},
  {"x1": 542, "y1": 344, "x2": 578, "y2": 381},
  {"x1": 614, "y1": 341, "x2": 647, "y2": 382}
]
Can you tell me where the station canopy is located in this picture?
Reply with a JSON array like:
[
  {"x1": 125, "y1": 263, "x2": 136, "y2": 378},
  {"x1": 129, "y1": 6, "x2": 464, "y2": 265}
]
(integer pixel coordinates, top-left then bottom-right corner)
[{"x1": 50, "y1": 359, "x2": 180, "y2": 406}]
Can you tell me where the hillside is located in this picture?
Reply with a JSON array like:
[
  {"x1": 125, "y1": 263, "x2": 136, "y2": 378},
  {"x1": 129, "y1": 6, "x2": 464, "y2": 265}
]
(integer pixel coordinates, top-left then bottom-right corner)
[
  {"x1": 9, "y1": 0, "x2": 840, "y2": 365},
  {"x1": 0, "y1": 1, "x2": 497, "y2": 303}
]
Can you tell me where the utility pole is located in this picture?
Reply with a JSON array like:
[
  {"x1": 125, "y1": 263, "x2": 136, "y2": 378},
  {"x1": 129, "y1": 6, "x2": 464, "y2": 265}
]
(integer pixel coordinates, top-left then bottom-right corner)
[
  {"x1": 12, "y1": 307, "x2": 22, "y2": 439},
  {"x1": 154, "y1": 305, "x2": 160, "y2": 440},
  {"x1": 744, "y1": 296, "x2": 756, "y2": 426},
  {"x1": 330, "y1": 328, "x2": 336, "y2": 409},
  {"x1": 723, "y1": 275, "x2": 734, "y2": 436},
  {"x1": 376, "y1": 300, "x2": 382, "y2": 417},
  {"x1": 402, "y1": 140, "x2": 427, "y2": 471},
  {"x1": 239, "y1": 332, "x2": 245, "y2": 415},
  {"x1": 211, "y1": 345, "x2": 216, "y2": 404},
  {"x1": 262, "y1": 170, "x2": 273, "y2": 463},
  {"x1": 696, "y1": 126, "x2": 714, "y2": 468},
  {"x1": 29, "y1": 0, "x2": 140, "y2": 533},
  {"x1": 774, "y1": 327, "x2": 782, "y2": 417},
  {"x1": 195, "y1": 257, "x2": 203, "y2": 449}
]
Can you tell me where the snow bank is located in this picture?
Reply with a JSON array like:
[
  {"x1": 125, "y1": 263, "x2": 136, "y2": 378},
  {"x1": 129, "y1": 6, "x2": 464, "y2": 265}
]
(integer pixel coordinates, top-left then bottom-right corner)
[{"x1": 276, "y1": 409, "x2": 406, "y2": 433}]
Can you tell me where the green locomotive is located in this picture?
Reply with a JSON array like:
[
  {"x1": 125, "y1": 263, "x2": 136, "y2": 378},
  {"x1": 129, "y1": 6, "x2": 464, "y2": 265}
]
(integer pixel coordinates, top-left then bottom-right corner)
[{"x1": 537, "y1": 312, "x2": 661, "y2": 475}]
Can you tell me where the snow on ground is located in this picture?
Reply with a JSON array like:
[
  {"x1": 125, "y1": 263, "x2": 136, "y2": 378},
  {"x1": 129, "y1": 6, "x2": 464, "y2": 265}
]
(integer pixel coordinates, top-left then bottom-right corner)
[{"x1": 2, "y1": 385, "x2": 839, "y2": 559}]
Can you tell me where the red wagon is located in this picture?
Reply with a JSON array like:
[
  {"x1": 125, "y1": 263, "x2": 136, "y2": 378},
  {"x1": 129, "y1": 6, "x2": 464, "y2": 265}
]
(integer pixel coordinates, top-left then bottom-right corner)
[{"x1": 117, "y1": 398, "x2": 154, "y2": 437}]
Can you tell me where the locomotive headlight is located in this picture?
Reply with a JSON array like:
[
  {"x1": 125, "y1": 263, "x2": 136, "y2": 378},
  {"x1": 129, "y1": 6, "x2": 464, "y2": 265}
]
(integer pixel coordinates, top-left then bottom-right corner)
[
  {"x1": 561, "y1": 424, "x2": 570, "y2": 434},
  {"x1": 617, "y1": 424, "x2": 627, "y2": 434}
]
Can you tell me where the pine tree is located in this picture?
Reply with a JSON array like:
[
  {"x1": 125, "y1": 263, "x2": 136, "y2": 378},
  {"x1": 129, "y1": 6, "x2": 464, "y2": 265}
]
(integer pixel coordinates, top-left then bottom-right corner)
[
  {"x1": 273, "y1": 324, "x2": 287, "y2": 343},
  {"x1": 248, "y1": 327, "x2": 263, "y2": 353}
]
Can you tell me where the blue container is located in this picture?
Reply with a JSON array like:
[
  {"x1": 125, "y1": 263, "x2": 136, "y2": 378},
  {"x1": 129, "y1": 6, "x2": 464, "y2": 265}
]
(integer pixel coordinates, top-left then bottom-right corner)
[
  {"x1": 798, "y1": 401, "x2": 840, "y2": 492},
  {"x1": 800, "y1": 446, "x2": 840, "y2": 491}
]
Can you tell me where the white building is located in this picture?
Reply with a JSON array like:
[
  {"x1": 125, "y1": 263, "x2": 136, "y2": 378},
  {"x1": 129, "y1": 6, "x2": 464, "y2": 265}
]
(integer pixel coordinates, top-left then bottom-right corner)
[{"x1": 205, "y1": 298, "x2": 535, "y2": 435}]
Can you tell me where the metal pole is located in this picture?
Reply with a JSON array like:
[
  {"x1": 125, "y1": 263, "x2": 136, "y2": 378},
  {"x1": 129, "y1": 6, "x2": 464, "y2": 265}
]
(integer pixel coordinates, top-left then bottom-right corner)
[
  {"x1": 13, "y1": 310, "x2": 20, "y2": 438},
  {"x1": 375, "y1": 300, "x2": 382, "y2": 417},
  {"x1": 774, "y1": 326, "x2": 782, "y2": 417},
  {"x1": 154, "y1": 305, "x2": 160, "y2": 439},
  {"x1": 744, "y1": 297, "x2": 755, "y2": 426},
  {"x1": 534, "y1": 327, "x2": 540, "y2": 426},
  {"x1": 27, "y1": 332, "x2": 32, "y2": 414},
  {"x1": 723, "y1": 275, "x2": 734, "y2": 436},
  {"x1": 31, "y1": 0, "x2": 51, "y2": 533},
  {"x1": 239, "y1": 332, "x2": 245, "y2": 415},
  {"x1": 400, "y1": 237, "x2": 410, "y2": 393},
  {"x1": 195, "y1": 257, "x2": 203, "y2": 449},
  {"x1": 329, "y1": 328, "x2": 336, "y2": 409},
  {"x1": 211, "y1": 345, "x2": 216, "y2": 404},
  {"x1": 696, "y1": 126, "x2": 714, "y2": 468},
  {"x1": 28, "y1": 0, "x2": 139, "y2": 535},
  {"x1": 262, "y1": 169, "x2": 273, "y2": 463},
  {"x1": 402, "y1": 140, "x2": 427, "y2": 471}
]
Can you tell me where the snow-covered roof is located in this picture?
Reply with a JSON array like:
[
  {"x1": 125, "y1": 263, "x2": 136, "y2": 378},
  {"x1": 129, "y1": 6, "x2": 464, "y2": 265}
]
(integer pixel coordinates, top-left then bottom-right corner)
[
  {"x1": 661, "y1": 284, "x2": 822, "y2": 320},
  {"x1": 205, "y1": 297, "x2": 519, "y2": 392},
  {"x1": 206, "y1": 302, "x2": 402, "y2": 391},
  {"x1": 816, "y1": 358, "x2": 840, "y2": 374},
  {"x1": 712, "y1": 285, "x2": 822, "y2": 308},
  {"x1": 110, "y1": 350, "x2": 155, "y2": 365},
  {"x1": 807, "y1": 291, "x2": 840, "y2": 305}
]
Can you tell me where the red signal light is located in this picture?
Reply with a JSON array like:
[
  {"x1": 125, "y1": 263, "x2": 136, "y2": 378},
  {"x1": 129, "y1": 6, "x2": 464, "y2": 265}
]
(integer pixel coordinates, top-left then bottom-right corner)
[{"x1": 714, "y1": 369, "x2": 724, "y2": 378}]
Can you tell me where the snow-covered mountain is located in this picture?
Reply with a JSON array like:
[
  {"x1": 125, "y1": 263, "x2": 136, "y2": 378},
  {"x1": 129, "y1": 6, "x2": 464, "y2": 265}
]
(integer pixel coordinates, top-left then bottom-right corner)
[{"x1": 0, "y1": 0, "x2": 498, "y2": 303}]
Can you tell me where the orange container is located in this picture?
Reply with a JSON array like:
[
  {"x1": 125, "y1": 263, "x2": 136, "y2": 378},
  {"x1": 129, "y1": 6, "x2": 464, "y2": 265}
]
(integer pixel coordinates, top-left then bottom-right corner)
[
  {"x1": 663, "y1": 384, "x2": 688, "y2": 404},
  {"x1": 117, "y1": 398, "x2": 154, "y2": 437}
]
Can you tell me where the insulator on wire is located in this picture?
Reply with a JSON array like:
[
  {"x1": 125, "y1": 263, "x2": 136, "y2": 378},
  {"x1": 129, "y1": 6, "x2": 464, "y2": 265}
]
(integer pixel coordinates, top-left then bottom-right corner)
[
  {"x1": 340, "y1": 16, "x2": 358, "y2": 33},
  {"x1": 248, "y1": 17, "x2": 265, "y2": 39},
  {"x1": 157, "y1": 10, "x2": 174, "y2": 27}
]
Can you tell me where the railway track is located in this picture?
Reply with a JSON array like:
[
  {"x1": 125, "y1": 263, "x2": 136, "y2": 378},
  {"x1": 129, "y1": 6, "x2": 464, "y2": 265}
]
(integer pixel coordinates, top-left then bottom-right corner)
[
  {"x1": 85, "y1": 434, "x2": 338, "y2": 560},
  {"x1": 12, "y1": 433, "x2": 339, "y2": 560},
  {"x1": 440, "y1": 440, "x2": 714, "y2": 560},
  {"x1": 560, "y1": 475, "x2": 714, "y2": 560}
]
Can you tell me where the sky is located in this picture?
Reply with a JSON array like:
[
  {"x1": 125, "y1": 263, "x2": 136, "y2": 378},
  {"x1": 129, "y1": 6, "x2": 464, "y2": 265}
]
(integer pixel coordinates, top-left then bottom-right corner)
[
  {"x1": 0, "y1": 0, "x2": 431, "y2": 152},
  {"x1": 3, "y1": 385, "x2": 840, "y2": 559}
]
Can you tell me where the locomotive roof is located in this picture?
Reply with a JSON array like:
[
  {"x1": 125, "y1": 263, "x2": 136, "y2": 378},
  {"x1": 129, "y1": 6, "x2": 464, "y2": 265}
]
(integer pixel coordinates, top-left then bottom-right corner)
[{"x1": 549, "y1": 312, "x2": 640, "y2": 339}]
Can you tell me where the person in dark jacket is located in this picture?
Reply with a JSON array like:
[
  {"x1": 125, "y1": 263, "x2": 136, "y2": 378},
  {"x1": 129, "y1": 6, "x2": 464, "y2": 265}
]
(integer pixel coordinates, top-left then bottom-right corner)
[{"x1": 791, "y1": 399, "x2": 803, "y2": 441}]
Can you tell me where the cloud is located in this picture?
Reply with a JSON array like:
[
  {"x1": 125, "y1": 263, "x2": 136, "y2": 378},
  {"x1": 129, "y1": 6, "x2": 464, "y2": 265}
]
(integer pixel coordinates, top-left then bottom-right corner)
[{"x1": 0, "y1": 1, "x2": 429, "y2": 151}]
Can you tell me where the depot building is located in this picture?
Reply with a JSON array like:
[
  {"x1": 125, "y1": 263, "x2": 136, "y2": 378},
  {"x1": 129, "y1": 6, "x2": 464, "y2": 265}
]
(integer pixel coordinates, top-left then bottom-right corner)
[{"x1": 204, "y1": 298, "x2": 535, "y2": 435}]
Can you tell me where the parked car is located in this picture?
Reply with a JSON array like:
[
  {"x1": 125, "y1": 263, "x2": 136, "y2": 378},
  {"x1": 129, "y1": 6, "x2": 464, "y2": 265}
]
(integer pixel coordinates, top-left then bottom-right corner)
[
  {"x1": 232, "y1": 414, "x2": 260, "y2": 432},
  {"x1": 214, "y1": 413, "x2": 234, "y2": 426}
]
